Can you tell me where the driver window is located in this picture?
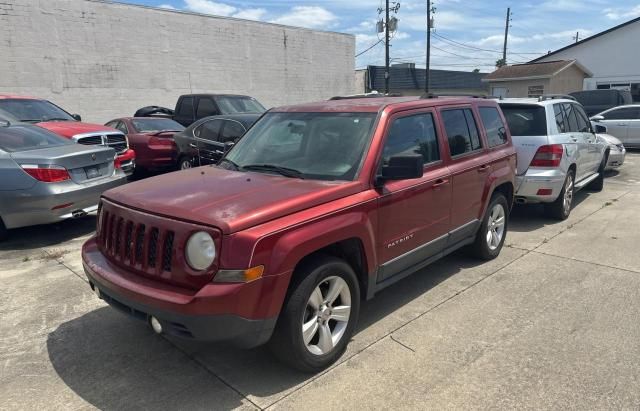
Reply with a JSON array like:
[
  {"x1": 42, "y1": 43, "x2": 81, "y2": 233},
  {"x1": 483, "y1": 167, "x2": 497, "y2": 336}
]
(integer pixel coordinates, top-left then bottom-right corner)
[
  {"x1": 382, "y1": 113, "x2": 440, "y2": 166},
  {"x1": 195, "y1": 119, "x2": 223, "y2": 141}
]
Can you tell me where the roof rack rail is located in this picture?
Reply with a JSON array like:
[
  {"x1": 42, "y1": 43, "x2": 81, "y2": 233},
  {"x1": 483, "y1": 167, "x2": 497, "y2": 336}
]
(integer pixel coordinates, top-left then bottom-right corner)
[
  {"x1": 420, "y1": 93, "x2": 498, "y2": 100},
  {"x1": 328, "y1": 92, "x2": 403, "y2": 100},
  {"x1": 538, "y1": 94, "x2": 577, "y2": 102}
]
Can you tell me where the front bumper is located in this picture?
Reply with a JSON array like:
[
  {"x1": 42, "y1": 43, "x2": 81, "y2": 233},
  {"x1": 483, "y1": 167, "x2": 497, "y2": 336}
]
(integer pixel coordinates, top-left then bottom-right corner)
[
  {"x1": 607, "y1": 147, "x2": 626, "y2": 169},
  {"x1": 82, "y1": 239, "x2": 280, "y2": 348},
  {"x1": 1, "y1": 172, "x2": 127, "y2": 229},
  {"x1": 514, "y1": 168, "x2": 566, "y2": 204}
]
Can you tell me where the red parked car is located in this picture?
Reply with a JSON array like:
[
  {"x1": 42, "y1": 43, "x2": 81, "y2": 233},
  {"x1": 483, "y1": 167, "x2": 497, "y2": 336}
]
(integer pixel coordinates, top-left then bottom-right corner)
[
  {"x1": 0, "y1": 95, "x2": 135, "y2": 174},
  {"x1": 105, "y1": 117, "x2": 185, "y2": 174},
  {"x1": 83, "y1": 96, "x2": 516, "y2": 371}
]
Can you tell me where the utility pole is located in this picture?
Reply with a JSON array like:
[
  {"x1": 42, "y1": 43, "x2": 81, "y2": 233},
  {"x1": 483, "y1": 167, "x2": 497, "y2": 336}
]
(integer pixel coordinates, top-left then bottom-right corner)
[
  {"x1": 573, "y1": 31, "x2": 580, "y2": 43},
  {"x1": 502, "y1": 7, "x2": 510, "y2": 65},
  {"x1": 385, "y1": 0, "x2": 390, "y2": 94},
  {"x1": 425, "y1": 0, "x2": 432, "y2": 94}
]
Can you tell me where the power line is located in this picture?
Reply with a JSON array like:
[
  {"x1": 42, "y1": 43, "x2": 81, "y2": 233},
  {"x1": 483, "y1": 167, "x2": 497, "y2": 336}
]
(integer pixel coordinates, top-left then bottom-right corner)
[
  {"x1": 355, "y1": 39, "x2": 383, "y2": 57},
  {"x1": 432, "y1": 32, "x2": 502, "y2": 53}
]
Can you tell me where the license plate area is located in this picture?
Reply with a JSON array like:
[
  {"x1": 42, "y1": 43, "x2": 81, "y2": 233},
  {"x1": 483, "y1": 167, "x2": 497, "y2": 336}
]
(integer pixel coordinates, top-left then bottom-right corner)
[{"x1": 85, "y1": 166, "x2": 102, "y2": 179}]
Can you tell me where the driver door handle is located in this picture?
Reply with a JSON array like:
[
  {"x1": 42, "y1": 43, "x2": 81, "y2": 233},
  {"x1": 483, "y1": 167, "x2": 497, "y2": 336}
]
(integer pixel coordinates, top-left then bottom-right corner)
[
  {"x1": 433, "y1": 178, "x2": 449, "y2": 188},
  {"x1": 189, "y1": 143, "x2": 197, "y2": 148},
  {"x1": 477, "y1": 164, "x2": 490, "y2": 173}
]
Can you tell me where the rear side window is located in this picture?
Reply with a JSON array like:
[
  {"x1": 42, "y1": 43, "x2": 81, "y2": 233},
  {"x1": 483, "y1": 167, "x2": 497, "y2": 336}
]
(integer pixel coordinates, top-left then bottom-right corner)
[
  {"x1": 479, "y1": 107, "x2": 508, "y2": 147},
  {"x1": 553, "y1": 104, "x2": 567, "y2": 133},
  {"x1": 441, "y1": 108, "x2": 482, "y2": 156},
  {"x1": 562, "y1": 104, "x2": 580, "y2": 132},
  {"x1": 500, "y1": 105, "x2": 548, "y2": 136},
  {"x1": 382, "y1": 113, "x2": 440, "y2": 166},
  {"x1": 179, "y1": 97, "x2": 194, "y2": 118},
  {"x1": 196, "y1": 98, "x2": 218, "y2": 118}
]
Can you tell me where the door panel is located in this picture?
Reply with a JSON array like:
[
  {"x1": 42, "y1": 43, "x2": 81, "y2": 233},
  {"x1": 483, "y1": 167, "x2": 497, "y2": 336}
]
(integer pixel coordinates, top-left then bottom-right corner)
[
  {"x1": 376, "y1": 111, "x2": 451, "y2": 282},
  {"x1": 440, "y1": 107, "x2": 487, "y2": 231},
  {"x1": 574, "y1": 104, "x2": 600, "y2": 172},
  {"x1": 195, "y1": 119, "x2": 225, "y2": 165},
  {"x1": 627, "y1": 119, "x2": 640, "y2": 146}
]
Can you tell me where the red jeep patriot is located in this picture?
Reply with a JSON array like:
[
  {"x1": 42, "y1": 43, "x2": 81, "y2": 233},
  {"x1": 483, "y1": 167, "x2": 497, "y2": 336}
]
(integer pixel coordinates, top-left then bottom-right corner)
[{"x1": 82, "y1": 96, "x2": 516, "y2": 372}]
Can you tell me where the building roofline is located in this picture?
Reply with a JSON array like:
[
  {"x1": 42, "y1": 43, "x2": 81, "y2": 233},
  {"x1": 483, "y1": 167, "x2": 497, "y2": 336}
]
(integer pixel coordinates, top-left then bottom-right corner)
[
  {"x1": 482, "y1": 60, "x2": 592, "y2": 82},
  {"x1": 530, "y1": 16, "x2": 640, "y2": 62},
  {"x1": 86, "y1": 0, "x2": 355, "y2": 38}
]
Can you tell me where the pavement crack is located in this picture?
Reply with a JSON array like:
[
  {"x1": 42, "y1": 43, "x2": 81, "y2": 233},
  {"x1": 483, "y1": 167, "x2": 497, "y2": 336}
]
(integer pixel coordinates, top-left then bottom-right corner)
[
  {"x1": 529, "y1": 249, "x2": 640, "y2": 275},
  {"x1": 390, "y1": 335, "x2": 415, "y2": 352}
]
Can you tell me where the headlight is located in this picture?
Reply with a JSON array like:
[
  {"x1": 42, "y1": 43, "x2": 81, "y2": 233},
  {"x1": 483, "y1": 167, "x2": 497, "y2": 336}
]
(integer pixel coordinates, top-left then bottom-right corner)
[{"x1": 185, "y1": 231, "x2": 216, "y2": 271}]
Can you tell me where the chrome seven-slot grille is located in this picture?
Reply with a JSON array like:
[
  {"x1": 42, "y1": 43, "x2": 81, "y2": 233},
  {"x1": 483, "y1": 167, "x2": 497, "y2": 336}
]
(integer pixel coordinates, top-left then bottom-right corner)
[
  {"x1": 98, "y1": 201, "x2": 175, "y2": 276},
  {"x1": 77, "y1": 133, "x2": 128, "y2": 154}
]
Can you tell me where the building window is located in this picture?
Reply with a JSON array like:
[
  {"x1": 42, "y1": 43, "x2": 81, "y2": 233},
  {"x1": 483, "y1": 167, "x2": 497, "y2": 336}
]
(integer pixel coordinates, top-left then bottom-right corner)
[{"x1": 528, "y1": 85, "x2": 544, "y2": 98}]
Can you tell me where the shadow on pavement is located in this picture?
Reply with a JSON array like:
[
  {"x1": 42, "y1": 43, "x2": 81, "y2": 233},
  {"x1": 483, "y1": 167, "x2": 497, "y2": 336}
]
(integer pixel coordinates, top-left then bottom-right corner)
[
  {"x1": 47, "y1": 250, "x2": 482, "y2": 408},
  {"x1": 0, "y1": 216, "x2": 96, "y2": 251},
  {"x1": 508, "y1": 190, "x2": 590, "y2": 233},
  {"x1": 47, "y1": 307, "x2": 247, "y2": 410}
]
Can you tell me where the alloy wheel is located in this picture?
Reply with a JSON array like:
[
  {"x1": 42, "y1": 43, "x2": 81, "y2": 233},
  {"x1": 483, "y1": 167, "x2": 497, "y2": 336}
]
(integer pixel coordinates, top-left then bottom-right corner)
[
  {"x1": 302, "y1": 276, "x2": 352, "y2": 356},
  {"x1": 563, "y1": 175, "x2": 574, "y2": 215},
  {"x1": 180, "y1": 159, "x2": 192, "y2": 170},
  {"x1": 486, "y1": 203, "x2": 506, "y2": 251}
]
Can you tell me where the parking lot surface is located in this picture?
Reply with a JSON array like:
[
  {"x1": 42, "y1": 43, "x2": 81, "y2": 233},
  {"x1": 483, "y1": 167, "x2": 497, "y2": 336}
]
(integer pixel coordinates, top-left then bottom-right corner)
[{"x1": 2, "y1": 153, "x2": 640, "y2": 410}]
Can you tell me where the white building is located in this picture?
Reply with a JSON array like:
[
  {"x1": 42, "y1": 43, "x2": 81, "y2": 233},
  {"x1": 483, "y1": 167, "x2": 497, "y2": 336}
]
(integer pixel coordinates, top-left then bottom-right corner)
[
  {"x1": 532, "y1": 17, "x2": 640, "y2": 102},
  {"x1": 0, "y1": 0, "x2": 355, "y2": 123}
]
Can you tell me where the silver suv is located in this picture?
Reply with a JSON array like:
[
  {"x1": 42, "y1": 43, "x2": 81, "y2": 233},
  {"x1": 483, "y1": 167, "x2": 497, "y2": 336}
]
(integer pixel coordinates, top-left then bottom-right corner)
[{"x1": 498, "y1": 96, "x2": 608, "y2": 220}]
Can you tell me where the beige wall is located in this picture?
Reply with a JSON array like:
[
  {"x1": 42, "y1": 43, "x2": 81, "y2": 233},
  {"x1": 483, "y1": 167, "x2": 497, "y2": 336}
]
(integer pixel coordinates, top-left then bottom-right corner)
[
  {"x1": 488, "y1": 79, "x2": 551, "y2": 98},
  {"x1": 549, "y1": 65, "x2": 587, "y2": 95},
  {"x1": 354, "y1": 70, "x2": 367, "y2": 94}
]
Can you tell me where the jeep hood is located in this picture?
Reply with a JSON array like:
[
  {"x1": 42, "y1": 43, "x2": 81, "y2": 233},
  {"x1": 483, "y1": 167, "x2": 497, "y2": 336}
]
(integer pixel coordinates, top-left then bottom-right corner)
[
  {"x1": 37, "y1": 121, "x2": 118, "y2": 138},
  {"x1": 103, "y1": 166, "x2": 363, "y2": 234}
]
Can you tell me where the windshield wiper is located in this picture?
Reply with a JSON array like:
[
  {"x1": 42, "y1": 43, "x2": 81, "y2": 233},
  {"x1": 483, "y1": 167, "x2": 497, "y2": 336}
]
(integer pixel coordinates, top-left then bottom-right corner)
[
  {"x1": 218, "y1": 158, "x2": 241, "y2": 170},
  {"x1": 242, "y1": 164, "x2": 305, "y2": 179},
  {"x1": 44, "y1": 117, "x2": 73, "y2": 122},
  {"x1": 19, "y1": 119, "x2": 41, "y2": 123}
]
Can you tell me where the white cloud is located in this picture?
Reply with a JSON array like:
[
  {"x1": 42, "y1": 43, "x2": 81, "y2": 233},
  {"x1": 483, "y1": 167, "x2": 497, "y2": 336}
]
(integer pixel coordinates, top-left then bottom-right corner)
[
  {"x1": 605, "y1": 4, "x2": 640, "y2": 20},
  {"x1": 539, "y1": 0, "x2": 588, "y2": 12},
  {"x1": 270, "y1": 6, "x2": 338, "y2": 29},
  {"x1": 184, "y1": 0, "x2": 236, "y2": 16},
  {"x1": 233, "y1": 8, "x2": 267, "y2": 21},
  {"x1": 158, "y1": 4, "x2": 176, "y2": 10}
]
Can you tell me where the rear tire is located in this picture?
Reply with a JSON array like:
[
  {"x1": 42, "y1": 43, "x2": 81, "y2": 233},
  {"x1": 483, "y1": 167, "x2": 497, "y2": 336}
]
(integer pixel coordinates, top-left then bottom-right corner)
[
  {"x1": 545, "y1": 170, "x2": 574, "y2": 220},
  {"x1": 469, "y1": 193, "x2": 509, "y2": 260},
  {"x1": 587, "y1": 153, "x2": 607, "y2": 192},
  {"x1": 178, "y1": 156, "x2": 193, "y2": 170},
  {"x1": 269, "y1": 256, "x2": 360, "y2": 373}
]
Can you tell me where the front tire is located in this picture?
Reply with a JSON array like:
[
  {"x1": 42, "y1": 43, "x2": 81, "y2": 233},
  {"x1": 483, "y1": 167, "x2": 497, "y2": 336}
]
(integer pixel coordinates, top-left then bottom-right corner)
[
  {"x1": 587, "y1": 152, "x2": 608, "y2": 192},
  {"x1": 545, "y1": 170, "x2": 574, "y2": 220},
  {"x1": 469, "y1": 193, "x2": 509, "y2": 260},
  {"x1": 269, "y1": 256, "x2": 360, "y2": 373}
]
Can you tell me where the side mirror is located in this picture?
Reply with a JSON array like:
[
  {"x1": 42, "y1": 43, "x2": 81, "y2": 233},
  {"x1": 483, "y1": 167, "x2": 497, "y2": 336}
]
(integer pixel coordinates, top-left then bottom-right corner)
[
  {"x1": 72, "y1": 114, "x2": 82, "y2": 121},
  {"x1": 224, "y1": 141, "x2": 235, "y2": 151},
  {"x1": 591, "y1": 115, "x2": 604, "y2": 122},
  {"x1": 381, "y1": 155, "x2": 424, "y2": 181}
]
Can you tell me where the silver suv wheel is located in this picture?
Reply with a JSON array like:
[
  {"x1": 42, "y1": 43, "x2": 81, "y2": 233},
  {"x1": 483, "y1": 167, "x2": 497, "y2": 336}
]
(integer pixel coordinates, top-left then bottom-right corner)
[
  {"x1": 303, "y1": 276, "x2": 352, "y2": 356},
  {"x1": 563, "y1": 175, "x2": 574, "y2": 215}
]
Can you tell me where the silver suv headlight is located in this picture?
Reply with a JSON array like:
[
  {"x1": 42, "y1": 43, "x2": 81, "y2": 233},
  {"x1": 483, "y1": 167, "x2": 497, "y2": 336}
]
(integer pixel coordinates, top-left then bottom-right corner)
[{"x1": 185, "y1": 231, "x2": 216, "y2": 271}]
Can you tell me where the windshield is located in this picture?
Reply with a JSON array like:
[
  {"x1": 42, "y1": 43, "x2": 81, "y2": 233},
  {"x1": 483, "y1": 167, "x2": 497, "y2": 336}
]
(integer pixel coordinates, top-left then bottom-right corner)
[
  {"x1": 215, "y1": 96, "x2": 266, "y2": 114},
  {"x1": 499, "y1": 105, "x2": 547, "y2": 136},
  {"x1": 0, "y1": 125, "x2": 71, "y2": 152},
  {"x1": 223, "y1": 112, "x2": 377, "y2": 181},
  {"x1": 131, "y1": 118, "x2": 185, "y2": 133},
  {"x1": 0, "y1": 99, "x2": 75, "y2": 123}
]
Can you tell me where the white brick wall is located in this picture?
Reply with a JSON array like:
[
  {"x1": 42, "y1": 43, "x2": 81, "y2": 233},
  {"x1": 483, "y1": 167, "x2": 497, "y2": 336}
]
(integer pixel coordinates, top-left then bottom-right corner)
[{"x1": 0, "y1": 0, "x2": 355, "y2": 123}]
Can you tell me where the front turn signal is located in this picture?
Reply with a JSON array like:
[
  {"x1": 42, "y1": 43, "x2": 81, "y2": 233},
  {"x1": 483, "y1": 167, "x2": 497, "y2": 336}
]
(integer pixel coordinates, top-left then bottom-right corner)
[{"x1": 213, "y1": 265, "x2": 264, "y2": 283}]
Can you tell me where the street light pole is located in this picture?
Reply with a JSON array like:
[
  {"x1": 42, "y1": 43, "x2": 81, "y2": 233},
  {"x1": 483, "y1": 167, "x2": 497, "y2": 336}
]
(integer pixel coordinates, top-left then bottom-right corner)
[{"x1": 426, "y1": 0, "x2": 431, "y2": 94}]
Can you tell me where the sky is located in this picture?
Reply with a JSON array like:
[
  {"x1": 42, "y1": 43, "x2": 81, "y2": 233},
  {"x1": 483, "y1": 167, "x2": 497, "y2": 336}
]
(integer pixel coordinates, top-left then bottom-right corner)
[{"x1": 122, "y1": 0, "x2": 640, "y2": 72}]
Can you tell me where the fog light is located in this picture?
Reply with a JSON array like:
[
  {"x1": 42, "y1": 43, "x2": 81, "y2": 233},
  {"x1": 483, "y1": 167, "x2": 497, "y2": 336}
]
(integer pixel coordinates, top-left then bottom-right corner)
[{"x1": 150, "y1": 316, "x2": 163, "y2": 334}]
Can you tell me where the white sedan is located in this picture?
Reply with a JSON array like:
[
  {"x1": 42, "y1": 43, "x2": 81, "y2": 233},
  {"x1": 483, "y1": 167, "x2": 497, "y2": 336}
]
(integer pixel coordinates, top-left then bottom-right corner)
[{"x1": 597, "y1": 133, "x2": 626, "y2": 170}]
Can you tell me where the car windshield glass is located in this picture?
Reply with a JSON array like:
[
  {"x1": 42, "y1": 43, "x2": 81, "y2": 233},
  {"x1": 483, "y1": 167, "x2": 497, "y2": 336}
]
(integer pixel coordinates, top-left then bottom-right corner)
[
  {"x1": 131, "y1": 118, "x2": 185, "y2": 133},
  {"x1": 0, "y1": 99, "x2": 75, "y2": 122},
  {"x1": 499, "y1": 105, "x2": 547, "y2": 136},
  {"x1": 0, "y1": 125, "x2": 71, "y2": 152},
  {"x1": 223, "y1": 112, "x2": 377, "y2": 181},
  {"x1": 215, "y1": 96, "x2": 266, "y2": 114}
]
